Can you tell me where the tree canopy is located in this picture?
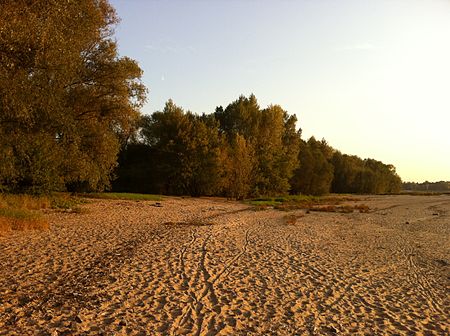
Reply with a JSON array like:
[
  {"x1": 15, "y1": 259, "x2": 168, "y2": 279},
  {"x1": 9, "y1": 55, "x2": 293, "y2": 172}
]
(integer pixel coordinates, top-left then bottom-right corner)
[
  {"x1": 0, "y1": 0, "x2": 146, "y2": 193},
  {"x1": 115, "y1": 95, "x2": 401, "y2": 198}
]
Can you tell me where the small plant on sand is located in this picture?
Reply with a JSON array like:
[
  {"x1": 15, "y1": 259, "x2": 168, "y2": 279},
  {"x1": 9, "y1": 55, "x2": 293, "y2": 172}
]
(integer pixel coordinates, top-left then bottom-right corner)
[
  {"x1": 283, "y1": 214, "x2": 303, "y2": 225},
  {"x1": 355, "y1": 204, "x2": 370, "y2": 213}
]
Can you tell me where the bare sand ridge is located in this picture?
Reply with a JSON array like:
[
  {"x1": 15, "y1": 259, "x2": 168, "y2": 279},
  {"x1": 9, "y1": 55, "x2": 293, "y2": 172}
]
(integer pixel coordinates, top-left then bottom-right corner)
[{"x1": 0, "y1": 195, "x2": 448, "y2": 335}]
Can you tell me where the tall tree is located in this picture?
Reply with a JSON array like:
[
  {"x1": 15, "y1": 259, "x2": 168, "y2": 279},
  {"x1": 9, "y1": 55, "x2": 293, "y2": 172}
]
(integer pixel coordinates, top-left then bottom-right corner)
[
  {"x1": 139, "y1": 100, "x2": 224, "y2": 196},
  {"x1": 290, "y1": 137, "x2": 334, "y2": 196},
  {"x1": 255, "y1": 105, "x2": 300, "y2": 195},
  {"x1": 0, "y1": 0, "x2": 146, "y2": 193},
  {"x1": 222, "y1": 134, "x2": 255, "y2": 200},
  {"x1": 215, "y1": 95, "x2": 300, "y2": 196},
  {"x1": 214, "y1": 94, "x2": 260, "y2": 140}
]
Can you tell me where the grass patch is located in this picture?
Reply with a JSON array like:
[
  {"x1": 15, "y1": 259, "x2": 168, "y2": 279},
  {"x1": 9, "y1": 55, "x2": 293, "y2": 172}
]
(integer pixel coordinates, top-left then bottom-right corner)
[
  {"x1": 0, "y1": 194, "x2": 51, "y2": 210},
  {"x1": 80, "y1": 192, "x2": 162, "y2": 201},
  {"x1": 0, "y1": 208, "x2": 49, "y2": 232},
  {"x1": 49, "y1": 193, "x2": 87, "y2": 210},
  {"x1": 0, "y1": 192, "x2": 88, "y2": 233},
  {"x1": 246, "y1": 194, "x2": 369, "y2": 213}
]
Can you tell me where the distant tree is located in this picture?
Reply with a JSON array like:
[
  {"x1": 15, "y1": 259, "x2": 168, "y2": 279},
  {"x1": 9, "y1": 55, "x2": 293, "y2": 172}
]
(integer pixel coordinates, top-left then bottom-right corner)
[
  {"x1": 290, "y1": 140, "x2": 314, "y2": 194},
  {"x1": 0, "y1": 0, "x2": 146, "y2": 193},
  {"x1": 402, "y1": 181, "x2": 449, "y2": 192},
  {"x1": 184, "y1": 115, "x2": 224, "y2": 196},
  {"x1": 331, "y1": 153, "x2": 363, "y2": 193},
  {"x1": 331, "y1": 152, "x2": 401, "y2": 194}
]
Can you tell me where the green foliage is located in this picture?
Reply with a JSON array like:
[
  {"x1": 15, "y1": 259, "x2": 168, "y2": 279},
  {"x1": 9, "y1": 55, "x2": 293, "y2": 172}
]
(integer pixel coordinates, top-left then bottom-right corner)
[
  {"x1": 0, "y1": 208, "x2": 42, "y2": 221},
  {"x1": 216, "y1": 96, "x2": 300, "y2": 197},
  {"x1": 0, "y1": 0, "x2": 146, "y2": 194},
  {"x1": 246, "y1": 194, "x2": 356, "y2": 211},
  {"x1": 331, "y1": 152, "x2": 402, "y2": 194},
  {"x1": 138, "y1": 100, "x2": 224, "y2": 196},
  {"x1": 49, "y1": 194, "x2": 87, "y2": 210},
  {"x1": 222, "y1": 134, "x2": 255, "y2": 200},
  {"x1": 290, "y1": 137, "x2": 334, "y2": 196},
  {"x1": 291, "y1": 137, "x2": 401, "y2": 196},
  {"x1": 115, "y1": 94, "x2": 401, "y2": 198},
  {"x1": 214, "y1": 94, "x2": 261, "y2": 140}
]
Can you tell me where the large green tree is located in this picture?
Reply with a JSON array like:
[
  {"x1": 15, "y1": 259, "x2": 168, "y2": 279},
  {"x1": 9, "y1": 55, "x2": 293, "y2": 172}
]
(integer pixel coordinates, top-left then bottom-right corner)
[
  {"x1": 290, "y1": 137, "x2": 334, "y2": 196},
  {"x1": 140, "y1": 100, "x2": 224, "y2": 196},
  {"x1": 222, "y1": 133, "x2": 255, "y2": 200},
  {"x1": 215, "y1": 95, "x2": 300, "y2": 196},
  {"x1": 0, "y1": 0, "x2": 146, "y2": 193}
]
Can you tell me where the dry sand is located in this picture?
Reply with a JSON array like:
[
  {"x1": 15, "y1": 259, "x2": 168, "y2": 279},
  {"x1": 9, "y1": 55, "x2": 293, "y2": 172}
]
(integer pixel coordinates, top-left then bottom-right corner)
[{"x1": 0, "y1": 195, "x2": 448, "y2": 335}]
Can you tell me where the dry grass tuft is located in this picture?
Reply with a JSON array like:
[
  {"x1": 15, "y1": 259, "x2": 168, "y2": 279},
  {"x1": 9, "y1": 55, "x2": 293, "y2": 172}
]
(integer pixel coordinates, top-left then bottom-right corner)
[
  {"x1": 0, "y1": 194, "x2": 51, "y2": 210},
  {"x1": 0, "y1": 208, "x2": 49, "y2": 232},
  {"x1": 0, "y1": 193, "x2": 55, "y2": 233},
  {"x1": 355, "y1": 204, "x2": 370, "y2": 213}
]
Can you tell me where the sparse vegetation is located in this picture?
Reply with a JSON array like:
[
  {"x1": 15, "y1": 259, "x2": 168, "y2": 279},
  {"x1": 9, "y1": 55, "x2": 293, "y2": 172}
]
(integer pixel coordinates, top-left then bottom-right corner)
[
  {"x1": 81, "y1": 192, "x2": 162, "y2": 201},
  {"x1": 49, "y1": 193, "x2": 87, "y2": 210},
  {"x1": 0, "y1": 194, "x2": 51, "y2": 210},
  {"x1": 0, "y1": 205, "x2": 48, "y2": 233},
  {"x1": 309, "y1": 204, "x2": 370, "y2": 213},
  {"x1": 0, "y1": 193, "x2": 88, "y2": 233},
  {"x1": 247, "y1": 194, "x2": 370, "y2": 213}
]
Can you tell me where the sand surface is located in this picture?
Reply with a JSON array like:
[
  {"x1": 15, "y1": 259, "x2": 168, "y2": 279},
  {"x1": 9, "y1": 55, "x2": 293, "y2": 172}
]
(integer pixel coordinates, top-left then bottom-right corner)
[{"x1": 0, "y1": 195, "x2": 449, "y2": 335}]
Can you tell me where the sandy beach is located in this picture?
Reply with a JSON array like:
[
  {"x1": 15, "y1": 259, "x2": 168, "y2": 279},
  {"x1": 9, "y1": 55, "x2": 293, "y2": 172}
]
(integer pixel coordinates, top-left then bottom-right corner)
[{"x1": 0, "y1": 195, "x2": 448, "y2": 335}]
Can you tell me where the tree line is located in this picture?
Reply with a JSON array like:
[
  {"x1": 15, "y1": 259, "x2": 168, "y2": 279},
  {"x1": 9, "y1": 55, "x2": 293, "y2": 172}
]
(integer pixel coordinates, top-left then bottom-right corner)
[
  {"x1": 0, "y1": 1, "x2": 402, "y2": 197},
  {"x1": 114, "y1": 96, "x2": 402, "y2": 198},
  {"x1": 402, "y1": 181, "x2": 450, "y2": 192}
]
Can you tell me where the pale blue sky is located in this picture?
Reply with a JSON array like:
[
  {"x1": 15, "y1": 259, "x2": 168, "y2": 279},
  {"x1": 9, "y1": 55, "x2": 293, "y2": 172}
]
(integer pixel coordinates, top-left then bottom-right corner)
[{"x1": 110, "y1": 0, "x2": 450, "y2": 182}]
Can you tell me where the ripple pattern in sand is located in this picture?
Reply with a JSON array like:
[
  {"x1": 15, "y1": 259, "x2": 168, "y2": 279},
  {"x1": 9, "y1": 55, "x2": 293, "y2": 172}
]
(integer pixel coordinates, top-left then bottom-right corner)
[{"x1": 0, "y1": 195, "x2": 448, "y2": 335}]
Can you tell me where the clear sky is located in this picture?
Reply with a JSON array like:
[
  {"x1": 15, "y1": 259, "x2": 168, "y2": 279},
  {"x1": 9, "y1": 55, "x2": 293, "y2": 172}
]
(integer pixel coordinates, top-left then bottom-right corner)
[{"x1": 109, "y1": 0, "x2": 450, "y2": 183}]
